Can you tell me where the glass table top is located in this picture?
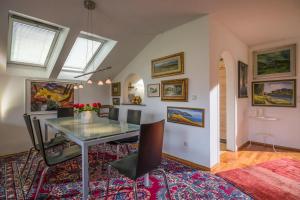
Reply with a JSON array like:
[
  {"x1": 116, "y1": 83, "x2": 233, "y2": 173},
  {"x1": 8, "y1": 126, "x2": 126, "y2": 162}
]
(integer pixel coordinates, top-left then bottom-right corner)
[{"x1": 45, "y1": 117, "x2": 140, "y2": 141}]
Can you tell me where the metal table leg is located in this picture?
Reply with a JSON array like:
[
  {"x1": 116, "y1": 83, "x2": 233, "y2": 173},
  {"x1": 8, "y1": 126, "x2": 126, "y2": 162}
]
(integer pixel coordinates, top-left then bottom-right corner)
[
  {"x1": 144, "y1": 173, "x2": 149, "y2": 187},
  {"x1": 44, "y1": 123, "x2": 48, "y2": 142},
  {"x1": 82, "y1": 144, "x2": 89, "y2": 199}
]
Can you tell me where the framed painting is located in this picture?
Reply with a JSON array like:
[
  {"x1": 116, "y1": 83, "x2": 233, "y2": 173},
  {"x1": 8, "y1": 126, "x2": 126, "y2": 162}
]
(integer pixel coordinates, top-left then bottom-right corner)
[
  {"x1": 238, "y1": 61, "x2": 248, "y2": 98},
  {"x1": 26, "y1": 80, "x2": 74, "y2": 114},
  {"x1": 111, "y1": 82, "x2": 121, "y2": 96},
  {"x1": 112, "y1": 98, "x2": 120, "y2": 105},
  {"x1": 147, "y1": 83, "x2": 160, "y2": 97},
  {"x1": 151, "y1": 52, "x2": 184, "y2": 78},
  {"x1": 167, "y1": 107, "x2": 205, "y2": 127},
  {"x1": 253, "y1": 44, "x2": 296, "y2": 79},
  {"x1": 161, "y1": 78, "x2": 188, "y2": 101},
  {"x1": 252, "y1": 79, "x2": 296, "y2": 107}
]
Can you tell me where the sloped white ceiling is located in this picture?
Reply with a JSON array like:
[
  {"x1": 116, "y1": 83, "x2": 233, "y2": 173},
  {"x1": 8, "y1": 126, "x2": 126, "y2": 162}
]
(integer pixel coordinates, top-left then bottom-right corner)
[{"x1": 0, "y1": 0, "x2": 299, "y2": 81}]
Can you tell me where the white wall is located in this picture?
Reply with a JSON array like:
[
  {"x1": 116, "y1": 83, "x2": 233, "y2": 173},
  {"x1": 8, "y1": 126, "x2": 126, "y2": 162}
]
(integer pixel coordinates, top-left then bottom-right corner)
[
  {"x1": 112, "y1": 16, "x2": 212, "y2": 167},
  {"x1": 209, "y1": 17, "x2": 249, "y2": 160},
  {"x1": 248, "y1": 37, "x2": 300, "y2": 149},
  {"x1": 0, "y1": 74, "x2": 109, "y2": 155}
]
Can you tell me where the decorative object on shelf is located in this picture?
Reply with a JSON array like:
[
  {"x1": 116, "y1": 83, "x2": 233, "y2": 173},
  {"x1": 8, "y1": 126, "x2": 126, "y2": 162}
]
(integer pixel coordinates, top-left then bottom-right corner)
[
  {"x1": 161, "y1": 78, "x2": 188, "y2": 101},
  {"x1": 112, "y1": 98, "x2": 120, "y2": 105},
  {"x1": 26, "y1": 80, "x2": 74, "y2": 114},
  {"x1": 147, "y1": 83, "x2": 160, "y2": 97},
  {"x1": 167, "y1": 106, "x2": 205, "y2": 127},
  {"x1": 111, "y1": 82, "x2": 121, "y2": 96},
  {"x1": 238, "y1": 61, "x2": 248, "y2": 98},
  {"x1": 73, "y1": 102, "x2": 101, "y2": 123},
  {"x1": 131, "y1": 96, "x2": 142, "y2": 105},
  {"x1": 128, "y1": 82, "x2": 134, "y2": 89},
  {"x1": 253, "y1": 44, "x2": 296, "y2": 79},
  {"x1": 151, "y1": 52, "x2": 184, "y2": 78},
  {"x1": 252, "y1": 79, "x2": 296, "y2": 107}
]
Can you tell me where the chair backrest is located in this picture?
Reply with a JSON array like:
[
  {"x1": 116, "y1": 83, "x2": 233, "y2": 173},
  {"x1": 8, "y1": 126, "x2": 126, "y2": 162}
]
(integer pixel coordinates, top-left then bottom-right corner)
[
  {"x1": 23, "y1": 114, "x2": 39, "y2": 151},
  {"x1": 127, "y1": 109, "x2": 141, "y2": 125},
  {"x1": 108, "y1": 108, "x2": 119, "y2": 121},
  {"x1": 57, "y1": 107, "x2": 74, "y2": 118},
  {"x1": 136, "y1": 120, "x2": 165, "y2": 178},
  {"x1": 32, "y1": 118, "x2": 49, "y2": 166}
]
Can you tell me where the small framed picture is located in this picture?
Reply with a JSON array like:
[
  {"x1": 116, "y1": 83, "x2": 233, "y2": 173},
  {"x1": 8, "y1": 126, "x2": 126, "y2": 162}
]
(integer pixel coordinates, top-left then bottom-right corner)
[
  {"x1": 253, "y1": 44, "x2": 296, "y2": 79},
  {"x1": 147, "y1": 83, "x2": 160, "y2": 97},
  {"x1": 112, "y1": 98, "x2": 120, "y2": 105},
  {"x1": 111, "y1": 82, "x2": 121, "y2": 96},
  {"x1": 238, "y1": 61, "x2": 248, "y2": 98},
  {"x1": 167, "y1": 106, "x2": 205, "y2": 127},
  {"x1": 161, "y1": 78, "x2": 188, "y2": 102}
]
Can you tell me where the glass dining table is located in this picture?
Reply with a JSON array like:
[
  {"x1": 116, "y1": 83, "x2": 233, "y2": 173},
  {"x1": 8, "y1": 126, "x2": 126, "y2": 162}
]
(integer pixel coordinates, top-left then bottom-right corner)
[{"x1": 44, "y1": 117, "x2": 141, "y2": 199}]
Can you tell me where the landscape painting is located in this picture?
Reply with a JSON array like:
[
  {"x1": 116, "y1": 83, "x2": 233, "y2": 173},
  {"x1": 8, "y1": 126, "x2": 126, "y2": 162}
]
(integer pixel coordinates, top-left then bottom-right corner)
[
  {"x1": 152, "y1": 52, "x2": 184, "y2": 78},
  {"x1": 238, "y1": 61, "x2": 248, "y2": 98},
  {"x1": 252, "y1": 79, "x2": 296, "y2": 107},
  {"x1": 28, "y1": 81, "x2": 74, "y2": 113},
  {"x1": 161, "y1": 78, "x2": 188, "y2": 101},
  {"x1": 167, "y1": 107, "x2": 204, "y2": 127},
  {"x1": 147, "y1": 83, "x2": 160, "y2": 97},
  {"x1": 253, "y1": 44, "x2": 296, "y2": 79}
]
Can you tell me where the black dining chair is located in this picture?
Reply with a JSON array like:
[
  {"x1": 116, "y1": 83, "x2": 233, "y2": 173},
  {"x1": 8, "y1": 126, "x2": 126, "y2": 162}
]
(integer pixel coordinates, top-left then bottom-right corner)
[
  {"x1": 57, "y1": 107, "x2": 74, "y2": 118},
  {"x1": 105, "y1": 120, "x2": 171, "y2": 200},
  {"x1": 21, "y1": 114, "x2": 66, "y2": 180},
  {"x1": 108, "y1": 109, "x2": 141, "y2": 156},
  {"x1": 32, "y1": 118, "x2": 81, "y2": 200},
  {"x1": 108, "y1": 107, "x2": 119, "y2": 121}
]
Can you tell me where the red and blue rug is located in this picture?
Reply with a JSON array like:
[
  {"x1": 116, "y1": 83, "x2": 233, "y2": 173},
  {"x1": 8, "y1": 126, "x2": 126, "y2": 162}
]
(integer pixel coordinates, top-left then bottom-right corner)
[{"x1": 0, "y1": 145, "x2": 251, "y2": 199}]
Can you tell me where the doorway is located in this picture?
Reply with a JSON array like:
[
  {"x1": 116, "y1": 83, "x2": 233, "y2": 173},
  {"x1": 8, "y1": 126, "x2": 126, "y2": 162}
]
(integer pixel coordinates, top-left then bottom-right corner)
[
  {"x1": 219, "y1": 51, "x2": 237, "y2": 153},
  {"x1": 218, "y1": 58, "x2": 227, "y2": 151}
]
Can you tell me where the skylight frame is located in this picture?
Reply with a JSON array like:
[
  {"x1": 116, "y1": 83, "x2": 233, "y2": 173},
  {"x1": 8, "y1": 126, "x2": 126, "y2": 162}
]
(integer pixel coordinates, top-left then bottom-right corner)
[
  {"x1": 7, "y1": 14, "x2": 61, "y2": 68},
  {"x1": 62, "y1": 33, "x2": 107, "y2": 73}
]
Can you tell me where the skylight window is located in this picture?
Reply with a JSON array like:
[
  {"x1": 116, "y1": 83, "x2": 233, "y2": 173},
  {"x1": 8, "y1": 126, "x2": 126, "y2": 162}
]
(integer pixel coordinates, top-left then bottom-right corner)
[
  {"x1": 62, "y1": 34, "x2": 105, "y2": 72},
  {"x1": 8, "y1": 15, "x2": 60, "y2": 67}
]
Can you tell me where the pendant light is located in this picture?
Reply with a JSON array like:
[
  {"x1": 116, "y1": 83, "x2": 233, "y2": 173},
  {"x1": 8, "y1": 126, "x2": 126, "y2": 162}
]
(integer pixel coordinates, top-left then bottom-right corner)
[
  {"x1": 97, "y1": 80, "x2": 104, "y2": 85},
  {"x1": 79, "y1": 82, "x2": 84, "y2": 89},
  {"x1": 87, "y1": 79, "x2": 93, "y2": 84},
  {"x1": 74, "y1": 85, "x2": 79, "y2": 90},
  {"x1": 105, "y1": 78, "x2": 112, "y2": 84}
]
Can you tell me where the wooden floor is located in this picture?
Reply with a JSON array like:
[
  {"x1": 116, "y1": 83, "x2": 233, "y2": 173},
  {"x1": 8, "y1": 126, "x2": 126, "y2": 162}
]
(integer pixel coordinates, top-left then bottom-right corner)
[{"x1": 212, "y1": 143, "x2": 300, "y2": 173}]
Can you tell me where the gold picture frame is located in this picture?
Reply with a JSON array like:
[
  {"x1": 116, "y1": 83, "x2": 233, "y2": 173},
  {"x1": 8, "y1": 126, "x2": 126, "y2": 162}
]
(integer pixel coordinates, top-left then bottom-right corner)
[
  {"x1": 151, "y1": 52, "x2": 184, "y2": 78},
  {"x1": 161, "y1": 78, "x2": 188, "y2": 101},
  {"x1": 111, "y1": 82, "x2": 121, "y2": 96}
]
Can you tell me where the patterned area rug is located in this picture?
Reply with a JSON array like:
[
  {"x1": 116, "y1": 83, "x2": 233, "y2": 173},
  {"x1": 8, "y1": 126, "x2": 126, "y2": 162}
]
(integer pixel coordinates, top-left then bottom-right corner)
[
  {"x1": 216, "y1": 158, "x2": 300, "y2": 200},
  {"x1": 0, "y1": 145, "x2": 251, "y2": 200}
]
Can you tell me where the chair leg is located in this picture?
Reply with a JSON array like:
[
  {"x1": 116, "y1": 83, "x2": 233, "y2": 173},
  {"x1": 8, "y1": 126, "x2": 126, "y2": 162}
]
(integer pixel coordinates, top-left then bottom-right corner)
[
  {"x1": 23, "y1": 152, "x2": 38, "y2": 182},
  {"x1": 105, "y1": 164, "x2": 111, "y2": 200},
  {"x1": 133, "y1": 181, "x2": 138, "y2": 200},
  {"x1": 24, "y1": 159, "x2": 43, "y2": 199},
  {"x1": 21, "y1": 147, "x2": 34, "y2": 176},
  {"x1": 34, "y1": 166, "x2": 49, "y2": 200},
  {"x1": 156, "y1": 169, "x2": 171, "y2": 200}
]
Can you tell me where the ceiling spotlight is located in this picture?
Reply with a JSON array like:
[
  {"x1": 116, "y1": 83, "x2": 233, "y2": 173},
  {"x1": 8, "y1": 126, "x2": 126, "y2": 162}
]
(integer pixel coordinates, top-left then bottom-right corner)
[
  {"x1": 98, "y1": 80, "x2": 104, "y2": 85},
  {"x1": 87, "y1": 79, "x2": 93, "y2": 84},
  {"x1": 74, "y1": 85, "x2": 78, "y2": 90},
  {"x1": 105, "y1": 78, "x2": 112, "y2": 84},
  {"x1": 79, "y1": 83, "x2": 84, "y2": 89}
]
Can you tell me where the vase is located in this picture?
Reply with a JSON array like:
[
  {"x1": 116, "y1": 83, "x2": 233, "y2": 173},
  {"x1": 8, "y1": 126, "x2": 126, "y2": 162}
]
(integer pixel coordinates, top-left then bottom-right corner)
[{"x1": 80, "y1": 111, "x2": 95, "y2": 123}]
